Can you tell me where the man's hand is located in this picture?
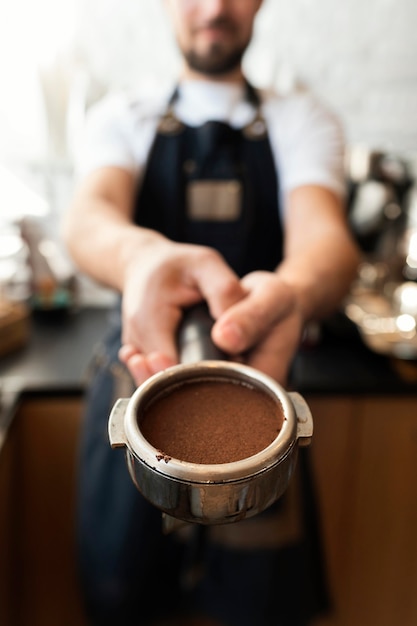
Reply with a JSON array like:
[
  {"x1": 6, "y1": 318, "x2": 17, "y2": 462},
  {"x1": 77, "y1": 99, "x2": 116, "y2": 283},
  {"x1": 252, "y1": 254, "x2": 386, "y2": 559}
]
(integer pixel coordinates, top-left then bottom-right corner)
[
  {"x1": 120, "y1": 261, "x2": 305, "y2": 388},
  {"x1": 118, "y1": 239, "x2": 247, "y2": 384},
  {"x1": 212, "y1": 271, "x2": 304, "y2": 386}
]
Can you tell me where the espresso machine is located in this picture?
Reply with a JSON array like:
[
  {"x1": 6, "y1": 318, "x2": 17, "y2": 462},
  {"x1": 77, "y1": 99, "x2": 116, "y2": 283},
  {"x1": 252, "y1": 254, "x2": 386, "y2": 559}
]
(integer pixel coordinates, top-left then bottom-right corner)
[{"x1": 345, "y1": 146, "x2": 417, "y2": 359}]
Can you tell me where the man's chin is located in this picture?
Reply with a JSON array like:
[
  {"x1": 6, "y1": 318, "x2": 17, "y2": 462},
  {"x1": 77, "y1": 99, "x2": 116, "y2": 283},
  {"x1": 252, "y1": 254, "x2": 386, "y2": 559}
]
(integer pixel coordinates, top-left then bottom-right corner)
[{"x1": 184, "y1": 48, "x2": 245, "y2": 77}]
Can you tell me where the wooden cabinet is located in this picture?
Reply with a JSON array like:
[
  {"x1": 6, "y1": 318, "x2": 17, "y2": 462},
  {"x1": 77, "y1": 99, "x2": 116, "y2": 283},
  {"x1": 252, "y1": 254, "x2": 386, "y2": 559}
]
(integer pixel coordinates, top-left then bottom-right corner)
[
  {"x1": 309, "y1": 395, "x2": 417, "y2": 626},
  {"x1": 1, "y1": 393, "x2": 417, "y2": 626},
  {"x1": 0, "y1": 395, "x2": 88, "y2": 626}
]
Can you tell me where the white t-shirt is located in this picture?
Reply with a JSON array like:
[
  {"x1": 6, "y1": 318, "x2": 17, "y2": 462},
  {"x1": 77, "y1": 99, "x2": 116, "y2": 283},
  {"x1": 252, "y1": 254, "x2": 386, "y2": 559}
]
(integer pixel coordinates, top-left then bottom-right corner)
[{"x1": 76, "y1": 80, "x2": 346, "y2": 214}]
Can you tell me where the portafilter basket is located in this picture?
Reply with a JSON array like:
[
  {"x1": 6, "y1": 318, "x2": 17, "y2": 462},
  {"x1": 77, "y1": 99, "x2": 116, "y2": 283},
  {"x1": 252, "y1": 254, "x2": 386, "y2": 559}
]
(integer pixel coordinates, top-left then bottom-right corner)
[{"x1": 108, "y1": 304, "x2": 313, "y2": 528}]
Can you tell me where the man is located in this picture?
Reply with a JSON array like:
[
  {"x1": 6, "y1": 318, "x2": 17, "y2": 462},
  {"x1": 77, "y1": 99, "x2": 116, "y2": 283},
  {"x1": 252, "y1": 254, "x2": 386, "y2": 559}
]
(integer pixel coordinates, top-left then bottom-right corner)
[{"x1": 63, "y1": 1, "x2": 360, "y2": 624}]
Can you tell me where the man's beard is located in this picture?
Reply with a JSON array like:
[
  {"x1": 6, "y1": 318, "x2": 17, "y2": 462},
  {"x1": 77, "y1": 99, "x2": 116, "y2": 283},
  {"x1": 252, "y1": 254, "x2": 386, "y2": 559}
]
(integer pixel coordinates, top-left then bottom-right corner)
[
  {"x1": 184, "y1": 43, "x2": 247, "y2": 76},
  {"x1": 182, "y1": 17, "x2": 250, "y2": 76}
]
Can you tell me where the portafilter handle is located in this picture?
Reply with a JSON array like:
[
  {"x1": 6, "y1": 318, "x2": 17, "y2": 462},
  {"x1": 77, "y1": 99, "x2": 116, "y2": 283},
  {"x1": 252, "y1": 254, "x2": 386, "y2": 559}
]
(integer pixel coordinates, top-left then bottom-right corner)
[
  {"x1": 178, "y1": 303, "x2": 227, "y2": 364},
  {"x1": 164, "y1": 302, "x2": 227, "y2": 532}
]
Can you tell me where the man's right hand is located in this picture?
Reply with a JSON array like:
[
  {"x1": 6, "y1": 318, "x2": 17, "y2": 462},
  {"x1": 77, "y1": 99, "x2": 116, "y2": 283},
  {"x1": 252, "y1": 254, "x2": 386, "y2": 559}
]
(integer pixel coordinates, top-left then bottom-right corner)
[{"x1": 119, "y1": 237, "x2": 246, "y2": 385}]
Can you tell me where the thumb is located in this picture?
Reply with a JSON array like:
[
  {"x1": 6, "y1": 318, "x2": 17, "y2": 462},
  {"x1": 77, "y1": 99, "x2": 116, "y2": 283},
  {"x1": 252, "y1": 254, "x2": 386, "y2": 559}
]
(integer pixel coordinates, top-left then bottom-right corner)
[{"x1": 211, "y1": 272, "x2": 295, "y2": 355}]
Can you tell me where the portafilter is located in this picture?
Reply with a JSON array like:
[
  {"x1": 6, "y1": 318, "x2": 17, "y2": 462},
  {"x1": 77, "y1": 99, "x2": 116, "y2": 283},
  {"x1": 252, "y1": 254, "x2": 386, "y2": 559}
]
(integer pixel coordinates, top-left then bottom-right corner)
[{"x1": 108, "y1": 304, "x2": 313, "y2": 528}]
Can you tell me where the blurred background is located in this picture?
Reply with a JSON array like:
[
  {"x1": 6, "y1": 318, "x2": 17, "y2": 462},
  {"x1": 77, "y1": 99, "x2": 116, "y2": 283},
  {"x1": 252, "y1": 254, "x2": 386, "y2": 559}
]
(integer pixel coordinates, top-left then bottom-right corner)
[
  {"x1": 1, "y1": 0, "x2": 416, "y2": 307},
  {"x1": 0, "y1": 0, "x2": 417, "y2": 211},
  {"x1": 2, "y1": 0, "x2": 417, "y2": 164}
]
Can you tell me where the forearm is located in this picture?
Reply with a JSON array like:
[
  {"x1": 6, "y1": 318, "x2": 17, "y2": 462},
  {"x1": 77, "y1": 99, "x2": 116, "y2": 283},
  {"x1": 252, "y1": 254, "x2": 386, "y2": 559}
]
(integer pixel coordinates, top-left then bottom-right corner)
[
  {"x1": 63, "y1": 199, "x2": 163, "y2": 292},
  {"x1": 278, "y1": 186, "x2": 361, "y2": 322},
  {"x1": 278, "y1": 231, "x2": 359, "y2": 322},
  {"x1": 62, "y1": 168, "x2": 167, "y2": 292}
]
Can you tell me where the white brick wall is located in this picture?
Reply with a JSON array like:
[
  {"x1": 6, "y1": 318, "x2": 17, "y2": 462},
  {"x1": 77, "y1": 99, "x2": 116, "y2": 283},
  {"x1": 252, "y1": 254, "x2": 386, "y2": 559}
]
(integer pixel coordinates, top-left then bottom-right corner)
[{"x1": 76, "y1": 0, "x2": 417, "y2": 159}]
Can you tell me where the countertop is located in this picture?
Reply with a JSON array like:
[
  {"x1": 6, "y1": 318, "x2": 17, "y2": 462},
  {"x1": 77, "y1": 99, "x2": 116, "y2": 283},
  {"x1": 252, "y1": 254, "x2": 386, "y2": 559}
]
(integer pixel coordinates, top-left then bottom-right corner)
[
  {"x1": 1, "y1": 305, "x2": 417, "y2": 449},
  {"x1": 292, "y1": 312, "x2": 417, "y2": 396},
  {"x1": 0, "y1": 307, "x2": 110, "y2": 448},
  {"x1": 0, "y1": 307, "x2": 110, "y2": 392}
]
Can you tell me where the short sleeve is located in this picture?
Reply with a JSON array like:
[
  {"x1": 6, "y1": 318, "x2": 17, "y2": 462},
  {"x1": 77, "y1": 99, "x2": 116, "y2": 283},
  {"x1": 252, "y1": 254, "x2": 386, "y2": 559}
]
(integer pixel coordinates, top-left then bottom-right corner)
[
  {"x1": 265, "y1": 91, "x2": 347, "y2": 200},
  {"x1": 74, "y1": 95, "x2": 139, "y2": 180}
]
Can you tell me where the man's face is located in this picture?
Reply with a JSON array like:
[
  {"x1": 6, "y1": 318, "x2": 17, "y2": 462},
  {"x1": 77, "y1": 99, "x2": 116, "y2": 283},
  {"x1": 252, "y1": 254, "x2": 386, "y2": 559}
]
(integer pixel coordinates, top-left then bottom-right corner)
[{"x1": 164, "y1": 0, "x2": 262, "y2": 76}]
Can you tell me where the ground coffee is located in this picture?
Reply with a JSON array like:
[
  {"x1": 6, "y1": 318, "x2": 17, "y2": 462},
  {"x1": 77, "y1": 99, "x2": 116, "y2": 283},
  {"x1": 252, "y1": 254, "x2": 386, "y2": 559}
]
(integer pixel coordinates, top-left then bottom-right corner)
[{"x1": 139, "y1": 379, "x2": 283, "y2": 464}]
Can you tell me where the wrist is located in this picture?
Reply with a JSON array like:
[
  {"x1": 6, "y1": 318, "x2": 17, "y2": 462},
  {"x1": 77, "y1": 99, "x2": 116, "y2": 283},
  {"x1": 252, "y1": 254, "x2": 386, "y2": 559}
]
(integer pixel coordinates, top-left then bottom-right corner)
[{"x1": 121, "y1": 228, "x2": 169, "y2": 286}]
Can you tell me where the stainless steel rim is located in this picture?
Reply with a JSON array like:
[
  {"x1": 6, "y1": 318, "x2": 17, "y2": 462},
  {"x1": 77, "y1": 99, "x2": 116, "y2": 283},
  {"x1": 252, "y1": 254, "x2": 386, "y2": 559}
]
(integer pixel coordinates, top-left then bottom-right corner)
[{"x1": 123, "y1": 360, "x2": 298, "y2": 483}]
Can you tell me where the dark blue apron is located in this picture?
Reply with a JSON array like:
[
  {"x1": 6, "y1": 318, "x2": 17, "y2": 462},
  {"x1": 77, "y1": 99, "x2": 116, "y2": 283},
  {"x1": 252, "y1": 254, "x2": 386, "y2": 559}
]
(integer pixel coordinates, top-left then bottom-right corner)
[{"x1": 76, "y1": 84, "x2": 329, "y2": 626}]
